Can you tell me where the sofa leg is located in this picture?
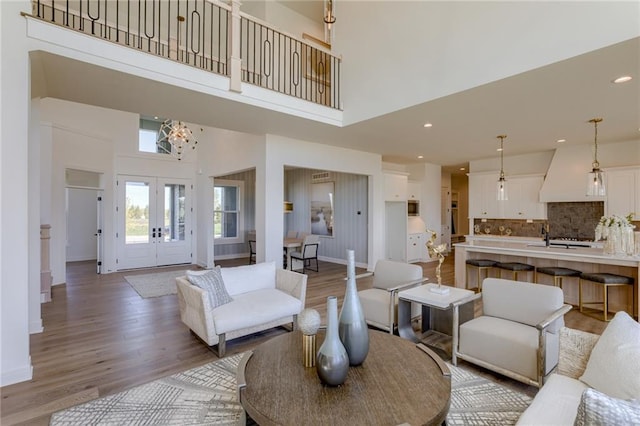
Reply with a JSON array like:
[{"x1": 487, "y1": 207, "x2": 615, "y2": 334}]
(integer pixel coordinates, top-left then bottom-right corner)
[{"x1": 216, "y1": 334, "x2": 226, "y2": 358}]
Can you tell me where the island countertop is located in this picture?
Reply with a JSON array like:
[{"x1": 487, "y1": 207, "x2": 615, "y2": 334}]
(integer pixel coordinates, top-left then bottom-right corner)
[{"x1": 454, "y1": 239, "x2": 639, "y2": 320}]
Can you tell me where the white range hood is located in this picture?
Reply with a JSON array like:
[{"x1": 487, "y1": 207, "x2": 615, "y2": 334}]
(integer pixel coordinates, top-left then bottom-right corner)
[{"x1": 539, "y1": 144, "x2": 606, "y2": 203}]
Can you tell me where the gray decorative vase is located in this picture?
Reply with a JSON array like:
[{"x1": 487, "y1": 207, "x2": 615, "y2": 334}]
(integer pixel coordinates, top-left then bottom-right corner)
[
  {"x1": 316, "y1": 296, "x2": 349, "y2": 386},
  {"x1": 339, "y1": 249, "x2": 369, "y2": 366}
]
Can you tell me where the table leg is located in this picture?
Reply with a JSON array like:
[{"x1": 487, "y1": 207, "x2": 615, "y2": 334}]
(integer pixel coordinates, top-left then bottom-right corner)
[{"x1": 397, "y1": 299, "x2": 418, "y2": 342}]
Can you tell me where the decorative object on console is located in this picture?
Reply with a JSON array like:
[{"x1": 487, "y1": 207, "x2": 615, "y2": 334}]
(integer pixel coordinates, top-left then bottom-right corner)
[
  {"x1": 157, "y1": 119, "x2": 199, "y2": 161},
  {"x1": 595, "y1": 213, "x2": 635, "y2": 255},
  {"x1": 317, "y1": 296, "x2": 349, "y2": 386},
  {"x1": 496, "y1": 134, "x2": 508, "y2": 200},
  {"x1": 426, "y1": 229, "x2": 449, "y2": 295},
  {"x1": 338, "y1": 249, "x2": 369, "y2": 366},
  {"x1": 586, "y1": 118, "x2": 606, "y2": 197},
  {"x1": 298, "y1": 308, "x2": 321, "y2": 368}
]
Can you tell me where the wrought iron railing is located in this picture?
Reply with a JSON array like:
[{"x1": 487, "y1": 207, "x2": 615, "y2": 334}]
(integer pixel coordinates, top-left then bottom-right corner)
[{"x1": 29, "y1": 0, "x2": 341, "y2": 110}]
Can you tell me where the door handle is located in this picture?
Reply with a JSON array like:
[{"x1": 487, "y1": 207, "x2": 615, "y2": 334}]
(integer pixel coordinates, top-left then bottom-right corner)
[
  {"x1": 152, "y1": 228, "x2": 156, "y2": 238},
  {"x1": 158, "y1": 229, "x2": 162, "y2": 239}
]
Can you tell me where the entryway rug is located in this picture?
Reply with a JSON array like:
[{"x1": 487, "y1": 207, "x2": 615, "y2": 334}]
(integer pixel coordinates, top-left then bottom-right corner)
[
  {"x1": 124, "y1": 270, "x2": 189, "y2": 298},
  {"x1": 50, "y1": 353, "x2": 533, "y2": 425}
]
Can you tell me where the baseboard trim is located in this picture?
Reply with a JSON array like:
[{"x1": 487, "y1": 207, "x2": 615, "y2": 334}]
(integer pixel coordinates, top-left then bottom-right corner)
[
  {"x1": 1, "y1": 358, "x2": 33, "y2": 386},
  {"x1": 30, "y1": 319, "x2": 44, "y2": 334}
]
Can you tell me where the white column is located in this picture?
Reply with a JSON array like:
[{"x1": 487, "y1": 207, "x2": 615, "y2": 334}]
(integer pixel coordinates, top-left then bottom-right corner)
[{"x1": 229, "y1": 0, "x2": 243, "y2": 93}]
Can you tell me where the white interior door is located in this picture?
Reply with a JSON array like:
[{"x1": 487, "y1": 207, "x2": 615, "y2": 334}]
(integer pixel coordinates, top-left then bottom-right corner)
[{"x1": 117, "y1": 176, "x2": 191, "y2": 269}]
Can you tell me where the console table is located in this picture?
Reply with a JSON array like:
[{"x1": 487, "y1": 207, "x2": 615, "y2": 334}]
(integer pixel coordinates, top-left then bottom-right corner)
[{"x1": 237, "y1": 329, "x2": 451, "y2": 425}]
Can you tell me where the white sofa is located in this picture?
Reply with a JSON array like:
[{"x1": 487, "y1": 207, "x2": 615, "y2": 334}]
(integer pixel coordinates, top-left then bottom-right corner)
[
  {"x1": 176, "y1": 261, "x2": 307, "y2": 357},
  {"x1": 517, "y1": 311, "x2": 640, "y2": 425}
]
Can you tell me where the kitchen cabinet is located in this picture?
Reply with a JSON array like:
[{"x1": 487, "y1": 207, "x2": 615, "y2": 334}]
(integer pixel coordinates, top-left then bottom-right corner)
[
  {"x1": 407, "y1": 181, "x2": 421, "y2": 200},
  {"x1": 468, "y1": 172, "x2": 501, "y2": 218},
  {"x1": 384, "y1": 172, "x2": 408, "y2": 201},
  {"x1": 503, "y1": 176, "x2": 546, "y2": 219},
  {"x1": 407, "y1": 232, "x2": 425, "y2": 263},
  {"x1": 470, "y1": 173, "x2": 546, "y2": 219},
  {"x1": 606, "y1": 167, "x2": 640, "y2": 220}
]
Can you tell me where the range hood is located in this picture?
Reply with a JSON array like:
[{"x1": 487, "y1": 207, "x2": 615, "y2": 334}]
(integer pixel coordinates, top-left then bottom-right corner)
[{"x1": 539, "y1": 144, "x2": 605, "y2": 202}]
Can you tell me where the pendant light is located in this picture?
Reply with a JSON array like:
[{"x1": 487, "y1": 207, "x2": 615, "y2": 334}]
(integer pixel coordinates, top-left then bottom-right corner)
[
  {"x1": 496, "y1": 135, "x2": 508, "y2": 200},
  {"x1": 324, "y1": 0, "x2": 336, "y2": 30},
  {"x1": 586, "y1": 118, "x2": 605, "y2": 196}
]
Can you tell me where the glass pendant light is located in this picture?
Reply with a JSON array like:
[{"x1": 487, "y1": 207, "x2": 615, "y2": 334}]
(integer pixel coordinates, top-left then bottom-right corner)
[
  {"x1": 496, "y1": 135, "x2": 508, "y2": 200},
  {"x1": 586, "y1": 118, "x2": 605, "y2": 196}
]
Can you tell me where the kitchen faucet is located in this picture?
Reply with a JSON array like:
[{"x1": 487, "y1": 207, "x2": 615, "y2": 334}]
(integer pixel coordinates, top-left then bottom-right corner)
[{"x1": 541, "y1": 223, "x2": 550, "y2": 247}]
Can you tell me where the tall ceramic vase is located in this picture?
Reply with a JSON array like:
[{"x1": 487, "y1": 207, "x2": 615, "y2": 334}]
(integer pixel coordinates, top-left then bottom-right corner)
[
  {"x1": 339, "y1": 249, "x2": 369, "y2": 366},
  {"x1": 316, "y1": 296, "x2": 349, "y2": 386}
]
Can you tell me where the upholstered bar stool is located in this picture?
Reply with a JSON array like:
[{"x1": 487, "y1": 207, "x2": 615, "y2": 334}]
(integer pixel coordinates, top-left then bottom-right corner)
[
  {"x1": 536, "y1": 267, "x2": 581, "y2": 289},
  {"x1": 579, "y1": 272, "x2": 634, "y2": 322},
  {"x1": 495, "y1": 262, "x2": 535, "y2": 282},
  {"x1": 465, "y1": 259, "x2": 497, "y2": 292}
]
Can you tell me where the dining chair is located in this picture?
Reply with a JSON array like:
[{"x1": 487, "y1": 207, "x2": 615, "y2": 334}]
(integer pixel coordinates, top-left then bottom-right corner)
[
  {"x1": 286, "y1": 230, "x2": 298, "y2": 239},
  {"x1": 290, "y1": 234, "x2": 320, "y2": 273},
  {"x1": 248, "y1": 240, "x2": 256, "y2": 264}
]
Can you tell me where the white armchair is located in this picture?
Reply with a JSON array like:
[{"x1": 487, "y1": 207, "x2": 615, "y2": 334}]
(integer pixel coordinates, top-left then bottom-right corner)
[
  {"x1": 358, "y1": 260, "x2": 426, "y2": 333},
  {"x1": 454, "y1": 278, "x2": 572, "y2": 387}
]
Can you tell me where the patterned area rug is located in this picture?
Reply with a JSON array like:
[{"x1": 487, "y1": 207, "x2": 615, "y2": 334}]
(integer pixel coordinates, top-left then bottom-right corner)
[
  {"x1": 124, "y1": 270, "x2": 189, "y2": 298},
  {"x1": 50, "y1": 354, "x2": 533, "y2": 425}
]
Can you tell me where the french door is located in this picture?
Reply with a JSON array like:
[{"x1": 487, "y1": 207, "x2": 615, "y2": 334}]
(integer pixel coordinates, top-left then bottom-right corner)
[{"x1": 117, "y1": 175, "x2": 192, "y2": 269}]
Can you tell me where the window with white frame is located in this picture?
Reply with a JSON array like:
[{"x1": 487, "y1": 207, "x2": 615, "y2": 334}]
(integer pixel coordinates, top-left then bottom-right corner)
[
  {"x1": 213, "y1": 180, "x2": 244, "y2": 244},
  {"x1": 138, "y1": 117, "x2": 171, "y2": 155}
]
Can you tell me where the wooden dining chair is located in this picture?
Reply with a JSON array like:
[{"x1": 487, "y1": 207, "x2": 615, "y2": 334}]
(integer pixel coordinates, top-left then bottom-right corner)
[
  {"x1": 248, "y1": 240, "x2": 256, "y2": 264},
  {"x1": 290, "y1": 235, "x2": 320, "y2": 273}
]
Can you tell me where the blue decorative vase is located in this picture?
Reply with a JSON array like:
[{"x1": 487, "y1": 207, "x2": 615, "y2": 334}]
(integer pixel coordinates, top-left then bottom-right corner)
[
  {"x1": 316, "y1": 296, "x2": 349, "y2": 386},
  {"x1": 339, "y1": 249, "x2": 369, "y2": 366}
]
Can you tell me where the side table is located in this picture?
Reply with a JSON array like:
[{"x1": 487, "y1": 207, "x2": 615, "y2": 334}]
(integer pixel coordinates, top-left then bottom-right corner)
[{"x1": 398, "y1": 283, "x2": 479, "y2": 362}]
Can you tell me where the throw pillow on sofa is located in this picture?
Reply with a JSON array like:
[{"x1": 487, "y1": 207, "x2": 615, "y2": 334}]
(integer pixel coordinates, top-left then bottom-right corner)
[
  {"x1": 187, "y1": 267, "x2": 233, "y2": 308},
  {"x1": 574, "y1": 388, "x2": 640, "y2": 426},
  {"x1": 579, "y1": 311, "x2": 640, "y2": 399}
]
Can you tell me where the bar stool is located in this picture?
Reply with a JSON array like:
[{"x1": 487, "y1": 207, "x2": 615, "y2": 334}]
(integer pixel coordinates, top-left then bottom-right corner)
[
  {"x1": 495, "y1": 262, "x2": 536, "y2": 282},
  {"x1": 579, "y1": 272, "x2": 634, "y2": 322},
  {"x1": 536, "y1": 267, "x2": 581, "y2": 289},
  {"x1": 465, "y1": 259, "x2": 497, "y2": 292}
]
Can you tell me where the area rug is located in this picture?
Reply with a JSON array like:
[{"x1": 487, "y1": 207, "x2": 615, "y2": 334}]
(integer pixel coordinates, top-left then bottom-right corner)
[
  {"x1": 50, "y1": 354, "x2": 533, "y2": 425},
  {"x1": 124, "y1": 270, "x2": 189, "y2": 298}
]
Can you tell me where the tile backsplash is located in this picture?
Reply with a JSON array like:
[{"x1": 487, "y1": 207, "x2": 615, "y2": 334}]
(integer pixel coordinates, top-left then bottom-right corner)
[{"x1": 472, "y1": 202, "x2": 607, "y2": 240}]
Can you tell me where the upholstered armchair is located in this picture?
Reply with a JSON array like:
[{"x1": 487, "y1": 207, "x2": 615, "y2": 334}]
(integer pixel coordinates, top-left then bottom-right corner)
[
  {"x1": 454, "y1": 278, "x2": 572, "y2": 387},
  {"x1": 290, "y1": 234, "x2": 320, "y2": 273},
  {"x1": 358, "y1": 260, "x2": 426, "y2": 333}
]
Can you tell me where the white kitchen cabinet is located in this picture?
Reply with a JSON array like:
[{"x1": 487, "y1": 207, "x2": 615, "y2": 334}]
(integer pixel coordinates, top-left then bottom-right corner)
[
  {"x1": 468, "y1": 172, "x2": 501, "y2": 218},
  {"x1": 407, "y1": 181, "x2": 421, "y2": 200},
  {"x1": 503, "y1": 176, "x2": 546, "y2": 219},
  {"x1": 407, "y1": 232, "x2": 425, "y2": 263},
  {"x1": 606, "y1": 167, "x2": 640, "y2": 220},
  {"x1": 384, "y1": 172, "x2": 408, "y2": 201}
]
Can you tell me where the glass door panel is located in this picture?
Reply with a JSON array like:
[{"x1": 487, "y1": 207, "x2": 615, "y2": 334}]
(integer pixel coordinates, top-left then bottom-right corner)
[
  {"x1": 125, "y1": 181, "x2": 151, "y2": 244},
  {"x1": 163, "y1": 183, "x2": 186, "y2": 242}
]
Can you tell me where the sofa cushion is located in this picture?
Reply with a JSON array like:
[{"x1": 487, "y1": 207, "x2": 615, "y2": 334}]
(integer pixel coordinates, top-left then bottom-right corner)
[
  {"x1": 579, "y1": 311, "x2": 640, "y2": 400},
  {"x1": 220, "y1": 261, "x2": 276, "y2": 296},
  {"x1": 516, "y1": 373, "x2": 589, "y2": 425},
  {"x1": 482, "y1": 278, "x2": 565, "y2": 333},
  {"x1": 459, "y1": 316, "x2": 559, "y2": 380},
  {"x1": 186, "y1": 267, "x2": 233, "y2": 308},
  {"x1": 211, "y1": 288, "x2": 302, "y2": 334},
  {"x1": 574, "y1": 388, "x2": 640, "y2": 426},
  {"x1": 359, "y1": 288, "x2": 391, "y2": 328},
  {"x1": 371, "y1": 260, "x2": 423, "y2": 290}
]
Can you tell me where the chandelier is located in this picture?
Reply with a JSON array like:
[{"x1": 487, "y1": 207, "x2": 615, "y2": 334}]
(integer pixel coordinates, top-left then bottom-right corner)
[
  {"x1": 586, "y1": 118, "x2": 605, "y2": 196},
  {"x1": 156, "y1": 120, "x2": 198, "y2": 161},
  {"x1": 324, "y1": 0, "x2": 336, "y2": 30},
  {"x1": 496, "y1": 135, "x2": 508, "y2": 200}
]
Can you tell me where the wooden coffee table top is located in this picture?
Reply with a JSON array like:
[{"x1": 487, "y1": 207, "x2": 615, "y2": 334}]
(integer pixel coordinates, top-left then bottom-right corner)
[{"x1": 238, "y1": 329, "x2": 451, "y2": 426}]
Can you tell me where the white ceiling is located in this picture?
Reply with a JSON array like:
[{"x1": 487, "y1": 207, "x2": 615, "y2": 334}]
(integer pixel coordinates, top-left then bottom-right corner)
[{"x1": 31, "y1": 13, "x2": 639, "y2": 173}]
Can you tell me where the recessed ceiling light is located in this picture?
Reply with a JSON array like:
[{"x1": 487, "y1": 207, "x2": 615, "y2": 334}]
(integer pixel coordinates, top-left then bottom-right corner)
[
  {"x1": 459, "y1": 167, "x2": 466, "y2": 171},
  {"x1": 496, "y1": 148, "x2": 503, "y2": 152},
  {"x1": 418, "y1": 155, "x2": 424, "y2": 159},
  {"x1": 556, "y1": 139, "x2": 566, "y2": 143},
  {"x1": 612, "y1": 75, "x2": 632, "y2": 84},
  {"x1": 154, "y1": 116, "x2": 159, "y2": 119},
  {"x1": 423, "y1": 123, "x2": 433, "y2": 128}
]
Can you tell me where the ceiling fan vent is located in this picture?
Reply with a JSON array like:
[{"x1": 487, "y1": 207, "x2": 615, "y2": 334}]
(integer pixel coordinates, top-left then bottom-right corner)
[{"x1": 311, "y1": 171, "x2": 332, "y2": 182}]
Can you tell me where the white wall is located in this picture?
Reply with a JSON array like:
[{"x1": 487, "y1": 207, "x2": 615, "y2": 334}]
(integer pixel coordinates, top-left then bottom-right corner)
[
  {"x1": 407, "y1": 163, "x2": 443, "y2": 245},
  {"x1": 1, "y1": 0, "x2": 33, "y2": 386},
  {"x1": 337, "y1": 1, "x2": 640, "y2": 124}
]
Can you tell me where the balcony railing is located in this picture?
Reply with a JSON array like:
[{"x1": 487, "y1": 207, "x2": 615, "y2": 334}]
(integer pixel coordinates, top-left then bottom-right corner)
[{"x1": 29, "y1": 0, "x2": 341, "y2": 110}]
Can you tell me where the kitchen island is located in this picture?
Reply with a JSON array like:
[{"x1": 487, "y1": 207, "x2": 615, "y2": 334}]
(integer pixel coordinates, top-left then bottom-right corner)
[{"x1": 454, "y1": 238, "x2": 639, "y2": 319}]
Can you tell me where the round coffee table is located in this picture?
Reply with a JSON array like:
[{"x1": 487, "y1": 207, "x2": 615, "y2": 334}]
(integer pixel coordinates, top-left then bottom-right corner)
[{"x1": 238, "y1": 329, "x2": 451, "y2": 425}]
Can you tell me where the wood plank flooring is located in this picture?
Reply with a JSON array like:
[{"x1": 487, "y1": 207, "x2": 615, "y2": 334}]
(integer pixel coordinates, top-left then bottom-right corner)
[{"x1": 0, "y1": 253, "x2": 606, "y2": 425}]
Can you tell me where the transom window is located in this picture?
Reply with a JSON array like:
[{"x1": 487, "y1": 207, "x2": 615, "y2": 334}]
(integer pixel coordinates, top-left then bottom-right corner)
[{"x1": 138, "y1": 116, "x2": 170, "y2": 155}]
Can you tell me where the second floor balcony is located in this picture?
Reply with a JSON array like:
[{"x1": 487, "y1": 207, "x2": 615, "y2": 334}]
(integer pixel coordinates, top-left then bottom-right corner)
[{"x1": 28, "y1": 0, "x2": 341, "y2": 111}]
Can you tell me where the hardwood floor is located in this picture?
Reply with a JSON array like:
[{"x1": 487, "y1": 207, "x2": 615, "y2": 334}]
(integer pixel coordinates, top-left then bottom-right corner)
[{"x1": 0, "y1": 253, "x2": 606, "y2": 425}]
